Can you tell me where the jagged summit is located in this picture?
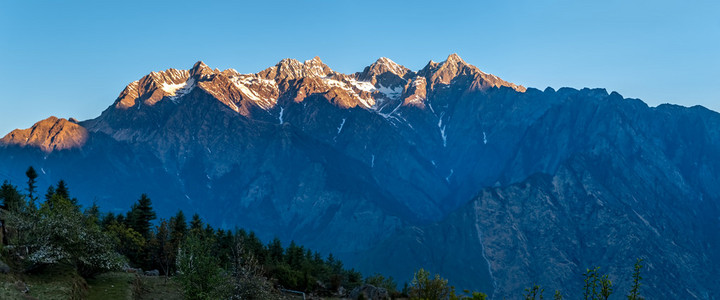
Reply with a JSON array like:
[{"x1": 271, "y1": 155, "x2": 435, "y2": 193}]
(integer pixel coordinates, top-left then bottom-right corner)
[
  {"x1": 358, "y1": 57, "x2": 412, "y2": 81},
  {"x1": 445, "y1": 53, "x2": 464, "y2": 64},
  {"x1": 189, "y1": 61, "x2": 214, "y2": 78},
  {"x1": 110, "y1": 55, "x2": 524, "y2": 112},
  {"x1": 419, "y1": 53, "x2": 526, "y2": 92},
  {"x1": 258, "y1": 57, "x2": 334, "y2": 81}
]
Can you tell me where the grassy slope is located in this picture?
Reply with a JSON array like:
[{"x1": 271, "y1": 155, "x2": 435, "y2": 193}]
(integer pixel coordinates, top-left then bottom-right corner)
[
  {"x1": 0, "y1": 265, "x2": 87, "y2": 300},
  {"x1": 0, "y1": 268, "x2": 183, "y2": 300},
  {"x1": 86, "y1": 272, "x2": 136, "y2": 300}
]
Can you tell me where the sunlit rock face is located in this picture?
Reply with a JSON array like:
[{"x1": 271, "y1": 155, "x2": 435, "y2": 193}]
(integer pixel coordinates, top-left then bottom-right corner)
[
  {"x1": 1, "y1": 116, "x2": 88, "y2": 152},
  {"x1": 2, "y1": 55, "x2": 718, "y2": 299}
]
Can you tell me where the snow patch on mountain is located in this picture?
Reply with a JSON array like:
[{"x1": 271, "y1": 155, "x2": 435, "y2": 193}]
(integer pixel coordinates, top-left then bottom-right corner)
[
  {"x1": 323, "y1": 78, "x2": 375, "y2": 109},
  {"x1": 164, "y1": 78, "x2": 196, "y2": 102},
  {"x1": 349, "y1": 79, "x2": 376, "y2": 92},
  {"x1": 377, "y1": 84, "x2": 403, "y2": 99},
  {"x1": 230, "y1": 76, "x2": 278, "y2": 110},
  {"x1": 337, "y1": 118, "x2": 346, "y2": 134}
]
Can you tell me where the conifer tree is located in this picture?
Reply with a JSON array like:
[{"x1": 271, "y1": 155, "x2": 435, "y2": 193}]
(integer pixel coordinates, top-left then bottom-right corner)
[
  {"x1": 190, "y1": 213, "x2": 203, "y2": 233},
  {"x1": 0, "y1": 181, "x2": 24, "y2": 213},
  {"x1": 44, "y1": 185, "x2": 55, "y2": 202},
  {"x1": 127, "y1": 194, "x2": 157, "y2": 239},
  {"x1": 170, "y1": 210, "x2": 188, "y2": 243},
  {"x1": 25, "y1": 166, "x2": 38, "y2": 206},
  {"x1": 268, "y1": 237, "x2": 283, "y2": 262},
  {"x1": 101, "y1": 212, "x2": 116, "y2": 230},
  {"x1": 84, "y1": 202, "x2": 101, "y2": 226},
  {"x1": 0, "y1": 181, "x2": 25, "y2": 246},
  {"x1": 150, "y1": 219, "x2": 172, "y2": 275},
  {"x1": 55, "y1": 180, "x2": 70, "y2": 200}
]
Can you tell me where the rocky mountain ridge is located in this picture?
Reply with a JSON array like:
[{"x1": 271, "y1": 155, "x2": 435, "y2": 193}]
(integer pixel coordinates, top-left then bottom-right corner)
[{"x1": 1, "y1": 55, "x2": 718, "y2": 299}]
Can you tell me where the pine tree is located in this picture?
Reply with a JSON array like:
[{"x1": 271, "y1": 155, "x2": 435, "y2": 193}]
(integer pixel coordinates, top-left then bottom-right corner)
[
  {"x1": 204, "y1": 224, "x2": 215, "y2": 239},
  {"x1": 101, "y1": 212, "x2": 117, "y2": 230},
  {"x1": 55, "y1": 180, "x2": 70, "y2": 200},
  {"x1": 84, "y1": 202, "x2": 101, "y2": 226},
  {"x1": 268, "y1": 237, "x2": 284, "y2": 262},
  {"x1": 44, "y1": 185, "x2": 55, "y2": 202},
  {"x1": 190, "y1": 213, "x2": 203, "y2": 233},
  {"x1": 25, "y1": 166, "x2": 38, "y2": 206},
  {"x1": 151, "y1": 219, "x2": 172, "y2": 275},
  {"x1": 127, "y1": 194, "x2": 157, "y2": 239},
  {"x1": 169, "y1": 210, "x2": 187, "y2": 262},
  {"x1": 286, "y1": 241, "x2": 307, "y2": 270},
  {"x1": 0, "y1": 181, "x2": 24, "y2": 213},
  {"x1": 170, "y1": 210, "x2": 188, "y2": 241},
  {"x1": 0, "y1": 181, "x2": 25, "y2": 246}
]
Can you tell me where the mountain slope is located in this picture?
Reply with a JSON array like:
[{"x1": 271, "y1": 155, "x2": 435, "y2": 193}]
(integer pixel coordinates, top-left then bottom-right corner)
[{"x1": 1, "y1": 55, "x2": 718, "y2": 298}]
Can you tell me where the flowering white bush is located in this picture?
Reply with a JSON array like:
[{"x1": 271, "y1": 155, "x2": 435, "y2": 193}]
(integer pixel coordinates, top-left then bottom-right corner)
[{"x1": 5, "y1": 194, "x2": 124, "y2": 276}]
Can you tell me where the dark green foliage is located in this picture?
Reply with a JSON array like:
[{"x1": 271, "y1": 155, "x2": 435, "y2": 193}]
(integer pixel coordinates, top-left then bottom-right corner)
[
  {"x1": 215, "y1": 229, "x2": 234, "y2": 269},
  {"x1": 268, "y1": 237, "x2": 283, "y2": 262},
  {"x1": 554, "y1": 290, "x2": 563, "y2": 300},
  {"x1": 149, "y1": 219, "x2": 172, "y2": 275},
  {"x1": 176, "y1": 232, "x2": 231, "y2": 299},
  {"x1": 25, "y1": 166, "x2": 38, "y2": 205},
  {"x1": 285, "y1": 241, "x2": 304, "y2": 269},
  {"x1": 101, "y1": 212, "x2": 116, "y2": 229},
  {"x1": 346, "y1": 268, "x2": 363, "y2": 290},
  {"x1": 54, "y1": 180, "x2": 70, "y2": 200},
  {"x1": 84, "y1": 202, "x2": 101, "y2": 226},
  {"x1": 627, "y1": 259, "x2": 644, "y2": 300},
  {"x1": 126, "y1": 194, "x2": 157, "y2": 239},
  {"x1": 44, "y1": 185, "x2": 55, "y2": 201},
  {"x1": 0, "y1": 181, "x2": 26, "y2": 246},
  {"x1": 0, "y1": 180, "x2": 24, "y2": 213},
  {"x1": 190, "y1": 213, "x2": 203, "y2": 232},
  {"x1": 409, "y1": 268, "x2": 452, "y2": 300},
  {"x1": 44, "y1": 180, "x2": 79, "y2": 209},
  {"x1": 170, "y1": 210, "x2": 188, "y2": 240},
  {"x1": 365, "y1": 273, "x2": 398, "y2": 293}
]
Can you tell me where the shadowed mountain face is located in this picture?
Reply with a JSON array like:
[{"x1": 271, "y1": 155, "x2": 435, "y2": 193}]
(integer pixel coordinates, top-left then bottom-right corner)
[{"x1": 2, "y1": 55, "x2": 718, "y2": 299}]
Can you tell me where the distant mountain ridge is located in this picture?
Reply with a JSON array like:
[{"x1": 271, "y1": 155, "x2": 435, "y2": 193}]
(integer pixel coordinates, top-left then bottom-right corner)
[{"x1": 1, "y1": 55, "x2": 718, "y2": 299}]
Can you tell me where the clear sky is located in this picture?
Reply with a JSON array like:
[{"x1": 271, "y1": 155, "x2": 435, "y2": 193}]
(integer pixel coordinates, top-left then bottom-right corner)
[{"x1": 1, "y1": 0, "x2": 718, "y2": 135}]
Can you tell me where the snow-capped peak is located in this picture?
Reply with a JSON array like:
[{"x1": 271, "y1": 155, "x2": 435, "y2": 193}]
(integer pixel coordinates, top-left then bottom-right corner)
[{"x1": 359, "y1": 57, "x2": 411, "y2": 80}]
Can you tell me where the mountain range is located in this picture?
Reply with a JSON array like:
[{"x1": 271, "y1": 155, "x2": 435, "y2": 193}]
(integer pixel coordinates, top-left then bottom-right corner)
[{"x1": 1, "y1": 54, "x2": 718, "y2": 299}]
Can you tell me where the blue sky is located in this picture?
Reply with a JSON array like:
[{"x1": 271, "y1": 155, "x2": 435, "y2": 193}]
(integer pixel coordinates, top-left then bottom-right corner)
[{"x1": 1, "y1": 0, "x2": 718, "y2": 135}]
